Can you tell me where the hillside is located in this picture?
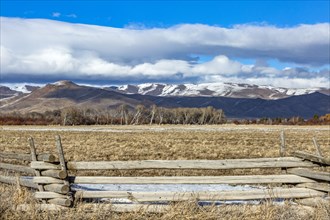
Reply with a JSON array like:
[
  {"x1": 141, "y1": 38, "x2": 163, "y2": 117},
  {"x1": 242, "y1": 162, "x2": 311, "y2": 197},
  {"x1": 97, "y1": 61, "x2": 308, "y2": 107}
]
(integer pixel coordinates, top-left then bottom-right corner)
[
  {"x1": 144, "y1": 92, "x2": 329, "y2": 118},
  {"x1": 0, "y1": 81, "x2": 146, "y2": 113}
]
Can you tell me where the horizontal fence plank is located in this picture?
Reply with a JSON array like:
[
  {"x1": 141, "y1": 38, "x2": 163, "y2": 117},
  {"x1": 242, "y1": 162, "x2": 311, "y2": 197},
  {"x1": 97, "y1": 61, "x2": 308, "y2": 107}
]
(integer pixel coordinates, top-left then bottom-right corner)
[
  {"x1": 33, "y1": 177, "x2": 64, "y2": 184},
  {"x1": 41, "y1": 170, "x2": 67, "y2": 179},
  {"x1": 44, "y1": 184, "x2": 70, "y2": 194},
  {"x1": 296, "y1": 182, "x2": 330, "y2": 192},
  {"x1": 31, "y1": 157, "x2": 316, "y2": 171},
  {"x1": 34, "y1": 191, "x2": 69, "y2": 199},
  {"x1": 0, "y1": 175, "x2": 38, "y2": 189},
  {"x1": 293, "y1": 151, "x2": 330, "y2": 166},
  {"x1": 37, "y1": 154, "x2": 58, "y2": 163},
  {"x1": 0, "y1": 152, "x2": 58, "y2": 162},
  {"x1": 66, "y1": 175, "x2": 315, "y2": 184},
  {"x1": 75, "y1": 188, "x2": 325, "y2": 202},
  {"x1": 0, "y1": 162, "x2": 35, "y2": 175},
  {"x1": 288, "y1": 168, "x2": 330, "y2": 182},
  {"x1": 30, "y1": 162, "x2": 60, "y2": 170}
]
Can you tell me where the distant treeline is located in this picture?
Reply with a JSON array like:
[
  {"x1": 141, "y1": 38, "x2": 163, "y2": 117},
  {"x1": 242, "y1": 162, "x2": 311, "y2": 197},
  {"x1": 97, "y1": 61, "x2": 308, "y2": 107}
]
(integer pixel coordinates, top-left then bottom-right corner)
[
  {"x1": 232, "y1": 114, "x2": 330, "y2": 125},
  {"x1": 0, "y1": 105, "x2": 226, "y2": 125},
  {"x1": 1, "y1": 105, "x2": 328, "y2": 126}
]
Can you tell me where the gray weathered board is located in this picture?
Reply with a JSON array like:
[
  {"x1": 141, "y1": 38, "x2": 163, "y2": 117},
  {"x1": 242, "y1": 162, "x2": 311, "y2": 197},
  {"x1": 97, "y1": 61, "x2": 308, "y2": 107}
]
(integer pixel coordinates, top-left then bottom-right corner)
[
  {"x1": 30, "y1": 157, "x2": 317, "y2": 170},
  {"x1": 296, "y1": 182, "x2": 330, "y2": 192},
  {"x1": 293, "y1": 151, "x2": 330, "y2": 165},
  {"x1": 33, "y1": 175, "x2": 315, "y2": 184},
  {"x1": 0, "y1": 162, "x2": 35, "y2": 175},
  {"x1": 34, "y1": 188, "x2": 325, "y2": 202},
  {"x1": 288, "y1": 168, "x2": 330, "y2": 182},
  {"x1": 0, "y1": 175, "x2": 38, "y2": 189}
]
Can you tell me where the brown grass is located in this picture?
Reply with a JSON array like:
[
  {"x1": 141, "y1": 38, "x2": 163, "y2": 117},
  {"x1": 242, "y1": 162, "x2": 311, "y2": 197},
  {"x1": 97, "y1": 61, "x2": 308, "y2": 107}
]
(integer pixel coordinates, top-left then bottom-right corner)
[{"x1": 1, "y1": 125, "x2": 330, "y2": 219}]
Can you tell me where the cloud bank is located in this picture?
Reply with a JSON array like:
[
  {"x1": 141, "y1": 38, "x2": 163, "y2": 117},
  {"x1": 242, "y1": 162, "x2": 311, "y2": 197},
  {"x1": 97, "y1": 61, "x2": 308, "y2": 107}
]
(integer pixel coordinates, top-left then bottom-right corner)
[{"x1": 1, "y1": 17, "x2": 329, "y2": 88}]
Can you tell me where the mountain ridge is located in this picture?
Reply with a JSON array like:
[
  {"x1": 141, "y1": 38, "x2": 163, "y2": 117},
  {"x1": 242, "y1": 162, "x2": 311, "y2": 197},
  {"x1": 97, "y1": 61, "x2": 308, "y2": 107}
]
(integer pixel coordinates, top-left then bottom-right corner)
[
  {"x1": 0, "y1": 80, "x2": 328, "y2": 119},
  {"x1": 112, "y1": 82, "x2": 330, "y2": 100},
  {"x1": 2, "y1": 81, "x2": 329, "y2": 100}
]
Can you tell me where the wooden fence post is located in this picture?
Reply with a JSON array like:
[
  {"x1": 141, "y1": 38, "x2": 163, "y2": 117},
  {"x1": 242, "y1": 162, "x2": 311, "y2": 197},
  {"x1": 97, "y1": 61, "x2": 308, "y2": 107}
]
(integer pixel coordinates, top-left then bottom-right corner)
[
  {"x1": 55, "y1": 135, "x2": 68, "y2": 179},
  {"x1": 28, "y1": 137, "x2": 46, "y2": 204},
  {"x1": 312, "y1": 137, "x2": 323, "y2": 157},
  {"x1": 280, "y1": 131, "x2": 287, "y2": 174},
  {"x1": 55, "y1": 135, "x2": 73, "y2": 206}
]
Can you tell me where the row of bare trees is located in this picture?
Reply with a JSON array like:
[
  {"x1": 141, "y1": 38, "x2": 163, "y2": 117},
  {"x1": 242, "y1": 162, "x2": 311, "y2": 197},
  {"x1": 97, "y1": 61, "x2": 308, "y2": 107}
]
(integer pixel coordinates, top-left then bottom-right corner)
[
  {"x1": 62, "y1": 105, "x2": 226, "y2": 125},
  {"x1": 0, "y1": 105, "x2": 226, "y2": 125},
  {"x1": 117, "y1": 105, "x2": 226, "y2": 125}
]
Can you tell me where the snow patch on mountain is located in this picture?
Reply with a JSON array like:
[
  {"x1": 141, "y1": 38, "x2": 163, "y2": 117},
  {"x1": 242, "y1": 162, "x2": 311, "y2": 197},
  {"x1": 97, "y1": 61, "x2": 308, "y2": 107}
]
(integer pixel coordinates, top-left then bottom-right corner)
[
  {"x1": 1, "y1": 83, "x2": 42, "y2": 93},
  {"x1": 285, "y1": 88, "x2": 318, "y2": 96}
]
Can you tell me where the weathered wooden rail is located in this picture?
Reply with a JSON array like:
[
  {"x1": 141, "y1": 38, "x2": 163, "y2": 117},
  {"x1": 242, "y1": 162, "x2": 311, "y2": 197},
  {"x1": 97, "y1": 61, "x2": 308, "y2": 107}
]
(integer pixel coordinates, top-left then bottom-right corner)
[
  {"x1": 1, "y1": 133, "x2": 329, "y2": 212},
  {"x1": 0, "y1": 162, "x2": 35, "y2": 175},
  {"x1": 34, "y1": 175, "x2": 316, "y2": 184},
  {"x1": 79, "y1": 188, "x2": 324, "y2": 202},
  {"x1": 30, "y1": 157, "x2": 317, "y2": 170},
  {"x1": 37, "y1": 188, "x2": 324, "y2": 202},
  {"x1": 0, "y1": 175, "x2": 38, "y2": 189}
]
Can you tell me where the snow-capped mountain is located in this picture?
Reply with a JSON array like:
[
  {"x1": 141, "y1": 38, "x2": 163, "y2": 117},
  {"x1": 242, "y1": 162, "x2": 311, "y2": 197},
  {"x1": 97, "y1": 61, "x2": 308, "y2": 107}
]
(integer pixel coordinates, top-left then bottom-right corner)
[
  {"x1": 114, "y1": 82, "x2": 329, "y2": 100},
  {"x1": 1, "y1": 80, "x2": 329, "y2": 118},
  {"x1": 1, "y1": 81, "x2": 329, "y2": 100}
]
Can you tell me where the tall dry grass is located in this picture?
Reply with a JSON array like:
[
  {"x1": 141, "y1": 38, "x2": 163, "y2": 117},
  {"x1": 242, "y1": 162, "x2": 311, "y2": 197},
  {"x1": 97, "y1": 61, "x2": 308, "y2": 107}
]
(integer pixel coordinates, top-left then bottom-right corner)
[{"x1": 1, "y1": 125, "x2": 329, "y2": 161}]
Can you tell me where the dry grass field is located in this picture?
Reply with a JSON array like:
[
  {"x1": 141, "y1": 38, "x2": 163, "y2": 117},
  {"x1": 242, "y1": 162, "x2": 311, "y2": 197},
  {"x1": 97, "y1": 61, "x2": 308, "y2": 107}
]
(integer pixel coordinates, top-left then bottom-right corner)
[{"x1": 0, "y1": 124, "x2": 329, "y2": 219}]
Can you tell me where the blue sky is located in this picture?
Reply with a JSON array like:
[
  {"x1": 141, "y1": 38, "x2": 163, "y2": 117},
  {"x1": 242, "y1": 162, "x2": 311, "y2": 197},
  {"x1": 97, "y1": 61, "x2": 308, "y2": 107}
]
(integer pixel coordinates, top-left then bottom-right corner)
[
  {"x1": 1, "y1": 1, "x2": 329, "y2": 27},
  {"x1": 0, "y1": 1, "x2": 329, "y2": 87}
]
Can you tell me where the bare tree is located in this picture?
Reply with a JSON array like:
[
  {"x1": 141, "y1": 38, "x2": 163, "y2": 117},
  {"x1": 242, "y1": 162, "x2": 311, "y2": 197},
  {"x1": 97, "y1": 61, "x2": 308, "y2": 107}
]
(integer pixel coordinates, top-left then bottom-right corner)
[
  {"x1": 158, "y1": 107, "x2": 164, "y2": 125},
  {"x1": 149, "y1": 105, "x2": 157, "y2": 125},
  {"x1": 131, "y1": 105, "x2": 145, "y2": 125},
  {"x1": 117, "y1": 104, "x2": 129, "y2": 125}
]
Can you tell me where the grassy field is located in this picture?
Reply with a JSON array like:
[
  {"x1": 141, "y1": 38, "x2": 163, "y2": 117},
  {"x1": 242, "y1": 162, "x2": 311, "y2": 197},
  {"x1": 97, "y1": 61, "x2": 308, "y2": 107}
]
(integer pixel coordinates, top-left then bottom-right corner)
[{"x1": 0, "y1": 125, "x2": 329, "y2": 219}]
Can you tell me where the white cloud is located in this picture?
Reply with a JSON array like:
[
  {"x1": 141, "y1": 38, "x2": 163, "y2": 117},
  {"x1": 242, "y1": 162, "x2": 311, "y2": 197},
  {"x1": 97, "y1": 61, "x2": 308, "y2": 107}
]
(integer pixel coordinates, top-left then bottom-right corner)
[
  {"x1": 192, "y1": 56, "x2": 242, "y2": 75},
  {"x1": 79, "y1": 58, "x2": 131, "y2": 76},
  {"x1": 131, "y1": 60, "x2": 190, "y2": 77},
  {"x1": 2, "y1": 17, "x2": 329, "y2": 65},
  {"x1": 52, "y1": 12, "x2": 61, "y2": 18},
  {"x1": 0, "y1": 17, "x2": 329, "y2": 88}
]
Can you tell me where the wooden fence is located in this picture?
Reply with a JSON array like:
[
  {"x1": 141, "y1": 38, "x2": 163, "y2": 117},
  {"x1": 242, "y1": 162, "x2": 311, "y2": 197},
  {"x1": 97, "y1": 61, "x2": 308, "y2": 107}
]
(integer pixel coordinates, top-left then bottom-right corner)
[{"x1": 1, "y1": 133, "x2": 329, "y2": 212}]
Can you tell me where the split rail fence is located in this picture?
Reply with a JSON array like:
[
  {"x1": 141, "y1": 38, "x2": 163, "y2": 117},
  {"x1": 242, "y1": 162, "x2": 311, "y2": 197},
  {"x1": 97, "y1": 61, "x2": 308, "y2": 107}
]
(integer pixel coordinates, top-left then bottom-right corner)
[{"x1": 0, "y1": 133, "x2": 329, "y2": 212}]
